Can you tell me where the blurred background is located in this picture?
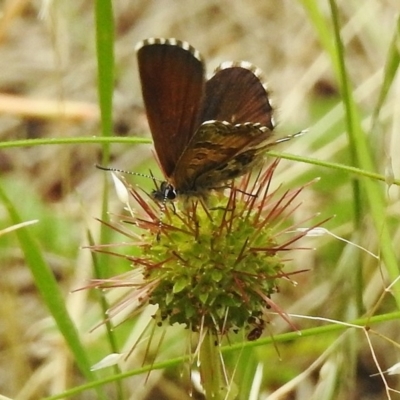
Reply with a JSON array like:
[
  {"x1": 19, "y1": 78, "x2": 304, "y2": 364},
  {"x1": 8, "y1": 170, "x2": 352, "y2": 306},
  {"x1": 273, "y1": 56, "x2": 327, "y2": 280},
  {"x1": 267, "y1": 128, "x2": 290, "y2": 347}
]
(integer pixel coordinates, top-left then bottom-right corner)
[{"x1": 0, "y1": 0, "x2": 399, "y2": 399}]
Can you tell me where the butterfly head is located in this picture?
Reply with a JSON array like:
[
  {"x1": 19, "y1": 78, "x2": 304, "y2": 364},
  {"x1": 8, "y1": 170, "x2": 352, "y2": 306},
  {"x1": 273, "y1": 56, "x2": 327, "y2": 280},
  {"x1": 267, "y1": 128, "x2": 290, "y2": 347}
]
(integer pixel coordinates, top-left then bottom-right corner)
[{"x1": 152, "y1": 181, "x2": 177, "y2": 202}]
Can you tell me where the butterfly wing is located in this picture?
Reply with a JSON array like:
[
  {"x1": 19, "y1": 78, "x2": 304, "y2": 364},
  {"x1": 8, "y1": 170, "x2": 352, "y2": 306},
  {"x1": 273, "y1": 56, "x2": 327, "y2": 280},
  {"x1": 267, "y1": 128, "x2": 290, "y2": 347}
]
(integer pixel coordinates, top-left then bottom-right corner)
[
  {"x1": 172, "y1": 120, "x2": 274, "y2": 192},
  {"x1": 172, "y1": 63, "x2": 276, "y2": 192},
  {"x1": 199, "y1": 62, "x2": 274, "y2": 129},
  {"x1": 136, "y1": 38, "x2": 205, "y2": 178}
]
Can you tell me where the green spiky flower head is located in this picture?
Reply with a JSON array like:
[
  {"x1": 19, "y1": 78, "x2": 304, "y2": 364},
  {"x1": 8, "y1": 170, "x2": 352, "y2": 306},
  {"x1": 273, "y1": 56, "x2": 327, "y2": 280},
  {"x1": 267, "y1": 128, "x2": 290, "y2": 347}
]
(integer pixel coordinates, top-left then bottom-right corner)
[{"x1": 96, "y1": 160, "x2": 319, "y2": 341}]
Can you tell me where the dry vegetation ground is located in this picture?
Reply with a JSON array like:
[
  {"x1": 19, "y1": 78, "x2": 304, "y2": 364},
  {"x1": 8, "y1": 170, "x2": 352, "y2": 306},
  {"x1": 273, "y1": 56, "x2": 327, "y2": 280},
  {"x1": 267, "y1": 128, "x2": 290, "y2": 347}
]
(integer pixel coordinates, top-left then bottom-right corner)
[{"x1": 1, "y1": 0, "x2": 400, "y2": 399}]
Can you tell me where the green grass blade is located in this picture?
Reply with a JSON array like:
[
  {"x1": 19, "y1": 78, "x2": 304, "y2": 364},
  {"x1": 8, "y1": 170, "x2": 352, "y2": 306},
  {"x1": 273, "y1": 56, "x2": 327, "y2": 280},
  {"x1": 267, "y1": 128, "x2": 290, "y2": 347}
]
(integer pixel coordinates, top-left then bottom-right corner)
[
  {"x1": 371, "y1": 14, "x2": 400, "y2": 126},
  {"x1": 94, "y1": 2, "x2": 124, "y2": 398},
  {"x1": 0, "y1": 184, "x2": 104, "y2": 398},
  {"x1": 95, "y1": 0, "x2": 114, "y2": 143},
  {"x1": 328, "y1": 0, "x2": 400, "y2": 307},
  {"x1": 299, "y1": 0, "x2": 338, "y2": 73}
]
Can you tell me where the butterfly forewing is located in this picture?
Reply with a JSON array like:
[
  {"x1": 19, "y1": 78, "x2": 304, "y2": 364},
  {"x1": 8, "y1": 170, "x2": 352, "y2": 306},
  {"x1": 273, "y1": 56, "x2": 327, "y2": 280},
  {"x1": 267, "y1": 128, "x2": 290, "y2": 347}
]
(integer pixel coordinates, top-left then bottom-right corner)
[
  {"x1": 200, "y1": 63, "x2": 274, "y2": 129},
  {"x1": 136, "y1": 38, "x2": 205, "y2": 178}
]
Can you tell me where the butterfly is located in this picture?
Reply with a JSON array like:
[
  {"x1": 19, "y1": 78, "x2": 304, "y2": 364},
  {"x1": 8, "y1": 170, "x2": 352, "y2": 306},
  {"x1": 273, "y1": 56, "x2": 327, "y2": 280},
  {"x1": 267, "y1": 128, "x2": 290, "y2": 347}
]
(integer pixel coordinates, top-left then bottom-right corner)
[{"x1": 136, "y1": 38, "x2": 300, "y2": 201}]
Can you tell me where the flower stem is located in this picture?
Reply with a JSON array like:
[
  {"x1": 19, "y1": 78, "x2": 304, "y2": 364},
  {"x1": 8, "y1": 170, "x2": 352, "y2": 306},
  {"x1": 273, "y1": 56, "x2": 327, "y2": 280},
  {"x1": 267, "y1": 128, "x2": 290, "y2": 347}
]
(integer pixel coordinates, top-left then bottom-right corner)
[
  {"x1": 199, "y1": 331, "x2": 238, "y2": 399},
  {"x1": 199, "y1": 331, "x2": 224, "y2": 399}
]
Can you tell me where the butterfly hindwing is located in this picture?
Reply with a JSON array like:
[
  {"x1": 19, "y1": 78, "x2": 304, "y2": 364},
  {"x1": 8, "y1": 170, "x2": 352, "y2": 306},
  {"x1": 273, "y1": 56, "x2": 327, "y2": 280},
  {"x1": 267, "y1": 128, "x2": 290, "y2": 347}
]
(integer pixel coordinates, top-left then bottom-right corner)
[
  {"x1": 172, "y1": 120, "x2": 273, "y2": 192},
  {"x1": 200, "y1": 63, "x2": 274, "y2": 129}
]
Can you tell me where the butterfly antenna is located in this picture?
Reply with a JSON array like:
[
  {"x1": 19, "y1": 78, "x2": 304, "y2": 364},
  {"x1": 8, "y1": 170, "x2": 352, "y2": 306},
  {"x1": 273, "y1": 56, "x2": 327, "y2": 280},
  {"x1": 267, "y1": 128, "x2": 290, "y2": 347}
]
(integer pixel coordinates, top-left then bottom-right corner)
[
  {"x1": 155, "y1": 196, "x2": 171, "y2": 241},
  {"x1": 148, "y1": 169, "x2": 165, "y2": 185},
  {"x1": 96, "y1": 164, "x2": 164, "y2": 182},
  {"x1": 273, "y1": 128, "x2": 308, "y2": 145}
]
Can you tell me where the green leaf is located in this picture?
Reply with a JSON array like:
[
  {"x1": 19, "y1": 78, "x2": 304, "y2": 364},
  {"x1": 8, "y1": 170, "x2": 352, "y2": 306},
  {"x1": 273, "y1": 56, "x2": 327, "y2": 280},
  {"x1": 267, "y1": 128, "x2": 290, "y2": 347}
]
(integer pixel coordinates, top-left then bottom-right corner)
[
  {"x1": 173, "y1": 276, "x2": 189, "y2": 293},
  {"x1": 211, "y1": 269, "x2": 223, "y2": 282}
]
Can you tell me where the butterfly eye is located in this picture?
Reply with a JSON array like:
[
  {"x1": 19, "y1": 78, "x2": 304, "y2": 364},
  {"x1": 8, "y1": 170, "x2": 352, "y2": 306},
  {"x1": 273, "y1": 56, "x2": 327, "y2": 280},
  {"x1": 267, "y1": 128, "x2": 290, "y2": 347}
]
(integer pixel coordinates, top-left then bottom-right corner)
[
  {"x1": 164, "y1": 184, "x2": 177, "y2": 200},
  {"x1": 152, "y1": 182, "x2": 177, "y2": 201}
]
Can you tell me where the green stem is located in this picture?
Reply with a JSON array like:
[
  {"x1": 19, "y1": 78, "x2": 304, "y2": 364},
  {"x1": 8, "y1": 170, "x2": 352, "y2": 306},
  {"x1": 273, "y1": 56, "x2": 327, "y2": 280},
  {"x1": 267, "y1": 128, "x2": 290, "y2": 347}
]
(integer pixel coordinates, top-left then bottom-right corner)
[{"x1": 199, "y1": 332, "x2": 224, "y2": 399}]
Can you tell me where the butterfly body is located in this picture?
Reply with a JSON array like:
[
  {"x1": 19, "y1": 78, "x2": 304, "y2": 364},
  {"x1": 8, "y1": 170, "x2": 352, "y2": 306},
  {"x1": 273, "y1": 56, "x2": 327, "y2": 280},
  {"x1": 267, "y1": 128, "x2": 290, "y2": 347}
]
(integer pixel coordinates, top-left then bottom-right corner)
[{"x1": 136, "y1": 38, "x2": 294, "y2": 201}]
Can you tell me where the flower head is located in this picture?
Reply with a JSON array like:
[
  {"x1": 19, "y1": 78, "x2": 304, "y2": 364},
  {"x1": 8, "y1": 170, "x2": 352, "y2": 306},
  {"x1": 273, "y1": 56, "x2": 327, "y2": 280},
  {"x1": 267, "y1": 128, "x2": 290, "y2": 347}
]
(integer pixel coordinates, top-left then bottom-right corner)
[{"x1": 90, "y1": 160, "x2": 320, "y2": 342}]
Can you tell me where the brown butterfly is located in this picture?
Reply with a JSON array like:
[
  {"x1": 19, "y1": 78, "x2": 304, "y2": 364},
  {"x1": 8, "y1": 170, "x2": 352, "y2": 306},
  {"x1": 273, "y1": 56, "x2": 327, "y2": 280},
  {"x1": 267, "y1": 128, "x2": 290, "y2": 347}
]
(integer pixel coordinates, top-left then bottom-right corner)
[{"x1": 136, "y1": 38, "x2": 301, "y2": 201}]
